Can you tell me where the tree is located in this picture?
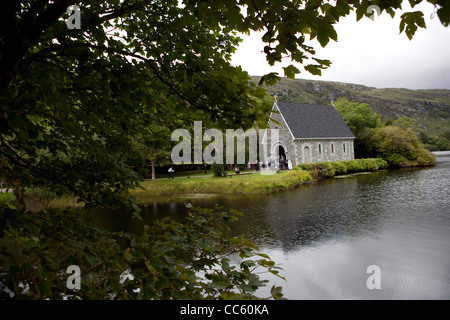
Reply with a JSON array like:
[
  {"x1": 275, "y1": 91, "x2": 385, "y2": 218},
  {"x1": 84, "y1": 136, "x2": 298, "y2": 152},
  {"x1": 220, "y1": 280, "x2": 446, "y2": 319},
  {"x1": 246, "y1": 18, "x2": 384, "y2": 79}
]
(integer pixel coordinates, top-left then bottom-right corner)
[
  {"x1": 393, "y1": 116, "x2": 415, "y2": 129},
  {"x1": 435, "y1": 137, "x2": 450, "y2": 151},
  {"x1": 334, "y1": 98, "x2": 382, "y2": 136},
  {"x1": 0, "y1": 0, "x2": 275, "y2": 210},
  {"x1": 368, "y1": 125, "x2": 436, "y2": 167},
  {"x1": 418, "y1": 131, "x2": 430, "y2": 144},
  {"x1": 334, "y1": 97, "x2": 382, "y2": 158},
  {"x1": 131, "y1": 126, "x2": 172, "y2": 180},
  {"x1": 443, "y1": 129, "x2": 450, "y2": 141}
]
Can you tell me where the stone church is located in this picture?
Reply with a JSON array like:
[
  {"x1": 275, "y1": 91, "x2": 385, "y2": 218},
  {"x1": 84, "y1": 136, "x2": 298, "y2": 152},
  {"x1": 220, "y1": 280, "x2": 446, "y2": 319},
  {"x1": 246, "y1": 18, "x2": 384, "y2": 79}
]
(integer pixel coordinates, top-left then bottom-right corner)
[{"x1": 265, "y1": 101, "x2": 355, "y2": 166}]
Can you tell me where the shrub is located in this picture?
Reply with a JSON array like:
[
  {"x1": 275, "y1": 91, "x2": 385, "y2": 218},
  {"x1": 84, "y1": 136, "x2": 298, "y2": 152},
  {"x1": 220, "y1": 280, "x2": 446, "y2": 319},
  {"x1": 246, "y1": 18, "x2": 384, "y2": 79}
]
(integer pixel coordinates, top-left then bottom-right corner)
[
  {"x1": 368, "y1": 126, "x2": 436, "y2": 167},
  {"x1": 211, "y1": 162, "x2": 225, "y2": 177},
  {"x1": 416, "y1": 148, "x2": 437, "y2": 166},
  {"x1": 343, "y1": 160, "x2": 361, "y2": 173},
  {"x1": 371, "y1": 158, "x2": 388, "y2": 170},
  {"x1": 294, "y1": 158, "x2": 388, "y2": 179},
  {"x1": 295, "y1": 162, "x2": 335, "y2": 179},
  {"x1": 333, "y1": 161, "x2": 347, "y2": 175}
]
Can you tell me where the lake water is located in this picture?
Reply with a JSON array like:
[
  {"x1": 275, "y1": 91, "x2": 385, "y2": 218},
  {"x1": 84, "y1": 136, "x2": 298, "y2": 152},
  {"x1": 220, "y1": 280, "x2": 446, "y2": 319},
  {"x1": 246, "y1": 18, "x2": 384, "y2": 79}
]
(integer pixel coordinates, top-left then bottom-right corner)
[{"x1": 83, "y1": 155, "x2": 450, "y2": 300}]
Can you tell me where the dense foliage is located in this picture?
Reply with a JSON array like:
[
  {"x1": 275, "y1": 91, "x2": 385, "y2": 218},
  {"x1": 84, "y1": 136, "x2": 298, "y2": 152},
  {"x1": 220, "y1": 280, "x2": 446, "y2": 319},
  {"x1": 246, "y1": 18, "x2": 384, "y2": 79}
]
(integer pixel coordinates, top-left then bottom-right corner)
[
  {"x1": 334, "y1": 98, "x2": 383, "y2": 158},
  {"x1": 368, "y1": 126, "x2": 436, "y2": 167},
  {"x1": 0, "y1": 204, "x2": 284, "y2": 299},
  {"x1": 0, "y1": 1, "x2": 274, "y2": 210},
  {"x1": 335, "y1": 98, "x2": 436, "y2": 167},
  {"x1": 294, "y1": 158, "x2": 388, "y2": 179},
  {"x1": 420, "y1": 130, "x2": 450, "y2": 151}
]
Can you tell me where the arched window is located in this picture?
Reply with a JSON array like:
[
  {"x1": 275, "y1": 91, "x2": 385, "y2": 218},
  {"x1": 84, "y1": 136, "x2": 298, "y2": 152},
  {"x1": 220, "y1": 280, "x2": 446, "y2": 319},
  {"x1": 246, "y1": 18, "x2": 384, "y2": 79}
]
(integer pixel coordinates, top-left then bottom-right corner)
[
  {"x1": 303, "y1": 146, "x2": 311, "y2": 163},
  {"x1": 343, "y1": 143, "x2": 346, "y2": 153},
  {"x1": 318, "y1": 143, "x2": 322, "y2": 155},
  {"x1": 331, "y1": 143, "x2": 334, "y2": 154}
]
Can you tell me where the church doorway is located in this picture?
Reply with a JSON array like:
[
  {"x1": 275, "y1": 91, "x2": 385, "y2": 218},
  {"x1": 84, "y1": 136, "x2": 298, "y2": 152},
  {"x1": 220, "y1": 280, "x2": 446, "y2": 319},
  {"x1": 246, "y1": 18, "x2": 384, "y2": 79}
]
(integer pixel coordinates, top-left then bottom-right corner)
[
  {"x1": 278, "y1": 145, "x2": 287, "y2": 170},
  {"x1": 278, "y1": 145, "x2": 286, "y2": 158}
]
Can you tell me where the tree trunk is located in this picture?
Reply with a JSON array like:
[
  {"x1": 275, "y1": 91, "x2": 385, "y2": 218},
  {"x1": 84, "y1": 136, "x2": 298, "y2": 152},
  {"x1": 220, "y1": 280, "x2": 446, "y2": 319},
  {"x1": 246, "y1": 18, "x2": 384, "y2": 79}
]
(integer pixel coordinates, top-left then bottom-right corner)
[{"x1": 151, "y1": 160, "x2": 156, "y2": 180}]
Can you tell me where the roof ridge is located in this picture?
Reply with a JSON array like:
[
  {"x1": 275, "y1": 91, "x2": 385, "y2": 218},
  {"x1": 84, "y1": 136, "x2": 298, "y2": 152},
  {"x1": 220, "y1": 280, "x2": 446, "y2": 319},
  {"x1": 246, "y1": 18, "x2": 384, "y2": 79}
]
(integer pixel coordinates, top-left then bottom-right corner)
[{"x1": 274, "y1": 101, "x2": 355, "y2": 139}]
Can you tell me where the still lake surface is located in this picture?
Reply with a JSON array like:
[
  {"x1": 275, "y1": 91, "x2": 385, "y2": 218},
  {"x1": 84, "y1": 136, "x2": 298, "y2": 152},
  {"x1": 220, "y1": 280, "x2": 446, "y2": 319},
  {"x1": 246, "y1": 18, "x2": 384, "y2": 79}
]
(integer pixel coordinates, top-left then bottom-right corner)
[{"x1": 83, "y1": 154, "x2": 450, "y2": 300}]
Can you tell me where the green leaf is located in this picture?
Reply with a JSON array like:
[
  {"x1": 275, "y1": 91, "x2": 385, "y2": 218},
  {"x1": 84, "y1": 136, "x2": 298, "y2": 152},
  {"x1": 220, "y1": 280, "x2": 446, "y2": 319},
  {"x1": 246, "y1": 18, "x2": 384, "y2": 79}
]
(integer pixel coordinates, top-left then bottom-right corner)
[
  {"x1": 313, "y1": 57, "x2": 332, "y2": 67},
  {"x1": 145, "y1": 260, "x2": 157, "y2": 274},
  {"x1": 256, "y1": 253, "x2": 271, "y2": 259},
  {"x1": 270, "y1": 285, "x2": 284, "y2": 300},
  {"x1": 304, "y1": 64, "x2": 322, "y2": 76},
  {"x1": 316, "y1": 25, "x2": 333, "y2": 47},
  {"x1": 283, "y1": 65, "x2": 301, "y2": 79},
  {"x1": 436, "y1": 5, "x2": 450, "y2": 27},
  {"x1": 124, "y1": 251, "x2": 133, "y2": 262},
  {"x1": 258, "y1": 72, "x2": 279, "y2": 86},
  {"x1": 399, "y1": 11, "x2": 426, "y2": 40}
]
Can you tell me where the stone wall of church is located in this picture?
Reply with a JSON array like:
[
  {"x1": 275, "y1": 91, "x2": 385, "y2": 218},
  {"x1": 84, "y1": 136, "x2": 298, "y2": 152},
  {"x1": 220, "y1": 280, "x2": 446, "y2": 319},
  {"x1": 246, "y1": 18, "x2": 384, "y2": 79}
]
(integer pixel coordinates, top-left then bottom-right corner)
[{"x1": 294, "y1": 139, "x2": 355, "y2": 164}]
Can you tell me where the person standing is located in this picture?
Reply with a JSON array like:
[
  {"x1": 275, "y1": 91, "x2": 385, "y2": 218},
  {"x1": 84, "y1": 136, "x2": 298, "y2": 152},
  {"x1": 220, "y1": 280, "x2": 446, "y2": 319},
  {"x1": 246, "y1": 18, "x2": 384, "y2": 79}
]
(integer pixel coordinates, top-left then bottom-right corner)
[
  {"x1": 287, "y1": 159, "x2": 292, "y2": 170},
  {"x1": 204, "y1": 164, "x2": 208, "y2": 175},
  {"x1": 168, "y1": 166, "x2": 175, "y2": 179}
]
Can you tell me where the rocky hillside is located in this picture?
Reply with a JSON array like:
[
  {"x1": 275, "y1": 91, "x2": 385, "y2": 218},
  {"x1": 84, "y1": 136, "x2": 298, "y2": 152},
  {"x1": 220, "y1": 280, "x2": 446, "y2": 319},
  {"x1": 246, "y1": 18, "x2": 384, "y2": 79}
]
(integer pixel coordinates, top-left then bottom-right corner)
[{"x1": 252, "y1": 76, "x2": 450, "y2": 137}]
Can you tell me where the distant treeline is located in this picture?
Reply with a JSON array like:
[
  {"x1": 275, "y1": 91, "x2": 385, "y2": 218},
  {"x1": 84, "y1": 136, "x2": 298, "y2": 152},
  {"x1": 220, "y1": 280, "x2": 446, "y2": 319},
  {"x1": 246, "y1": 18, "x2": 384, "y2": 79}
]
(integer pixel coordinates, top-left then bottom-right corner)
[{"x1": 418, "y1": 130, "x2": 450, "y2": 152}]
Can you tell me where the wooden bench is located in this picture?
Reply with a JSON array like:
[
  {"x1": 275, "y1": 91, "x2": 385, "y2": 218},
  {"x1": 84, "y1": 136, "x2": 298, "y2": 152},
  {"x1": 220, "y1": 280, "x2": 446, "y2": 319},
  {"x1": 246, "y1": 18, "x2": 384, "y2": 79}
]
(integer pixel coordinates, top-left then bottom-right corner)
[{"x1": 226, "y1": 172, "x2": 253, "y2": 178}]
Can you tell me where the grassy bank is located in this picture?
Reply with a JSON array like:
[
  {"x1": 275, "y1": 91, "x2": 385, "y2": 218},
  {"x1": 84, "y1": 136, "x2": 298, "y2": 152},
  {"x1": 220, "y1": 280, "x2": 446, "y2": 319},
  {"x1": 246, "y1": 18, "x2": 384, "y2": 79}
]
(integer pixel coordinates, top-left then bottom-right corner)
[
  {"x1": 0, "y1": 193, "x2": 15, "y2": 203},
  {"x1": 132, "y1": 158, "x2": 390, "y2": 201},
  {"x1": 132, "y1": 169, "x2": 312, "y2": 201},
  {"x1": 0, "y1": 159, "x2": 392, "y2": 207},
  {"x1": 0, "y1": 189, "x2": 84, "y2": 208}
]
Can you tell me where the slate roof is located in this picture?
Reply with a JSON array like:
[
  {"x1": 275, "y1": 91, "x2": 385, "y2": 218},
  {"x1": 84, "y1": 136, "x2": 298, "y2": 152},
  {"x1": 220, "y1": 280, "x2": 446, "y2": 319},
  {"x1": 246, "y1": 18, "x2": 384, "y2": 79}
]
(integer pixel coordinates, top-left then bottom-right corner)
[{"x1": 275, "y1": 101, "x2": 355, "y2": 139}]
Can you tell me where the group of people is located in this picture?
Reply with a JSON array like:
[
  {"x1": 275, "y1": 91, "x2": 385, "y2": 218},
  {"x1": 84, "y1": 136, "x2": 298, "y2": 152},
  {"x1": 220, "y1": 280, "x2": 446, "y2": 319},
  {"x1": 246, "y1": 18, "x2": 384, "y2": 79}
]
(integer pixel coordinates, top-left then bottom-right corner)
[
  {"x1": 278, "y1": 155, "x2": 292, "y2": 170},
  {"x1": 167, "y1": 156, "x2": 293, "y2": 179},
  {"x1": 247, "y1": 155, "x2": 292, "y2": 172}
]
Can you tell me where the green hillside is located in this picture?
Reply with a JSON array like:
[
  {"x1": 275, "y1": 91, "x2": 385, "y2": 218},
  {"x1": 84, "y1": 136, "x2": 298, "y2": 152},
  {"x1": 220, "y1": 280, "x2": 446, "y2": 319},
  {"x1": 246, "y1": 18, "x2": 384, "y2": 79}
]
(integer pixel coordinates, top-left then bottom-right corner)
[{"x1": 252, "y1": 76, "x2": 450, "y2": 150}]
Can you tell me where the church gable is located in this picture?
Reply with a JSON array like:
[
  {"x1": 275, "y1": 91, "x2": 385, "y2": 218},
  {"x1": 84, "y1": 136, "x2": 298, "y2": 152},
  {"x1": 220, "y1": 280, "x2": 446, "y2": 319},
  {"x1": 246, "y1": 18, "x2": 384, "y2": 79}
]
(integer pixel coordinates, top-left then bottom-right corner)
[
  {"x1": 268, "y1": 101, "x2": 294, "y2": 139},
  {"x1": 265, "y1": 102, "x2": 296, "y2": 162}
]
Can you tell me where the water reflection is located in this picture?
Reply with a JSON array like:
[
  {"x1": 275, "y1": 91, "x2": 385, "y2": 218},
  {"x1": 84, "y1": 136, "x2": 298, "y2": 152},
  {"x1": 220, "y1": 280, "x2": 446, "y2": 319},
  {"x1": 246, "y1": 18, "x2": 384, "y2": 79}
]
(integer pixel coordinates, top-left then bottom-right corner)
[{"x1": 81, "y1": 156, "x2": 450, "y2": 299}]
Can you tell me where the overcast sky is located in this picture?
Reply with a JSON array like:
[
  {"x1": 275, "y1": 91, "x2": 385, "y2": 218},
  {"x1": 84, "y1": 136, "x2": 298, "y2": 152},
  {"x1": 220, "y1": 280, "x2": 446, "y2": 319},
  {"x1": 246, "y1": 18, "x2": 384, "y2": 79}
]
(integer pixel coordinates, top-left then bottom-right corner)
[{"x1": 230, "y1": 2, "x2": 450, "y2": 90}]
